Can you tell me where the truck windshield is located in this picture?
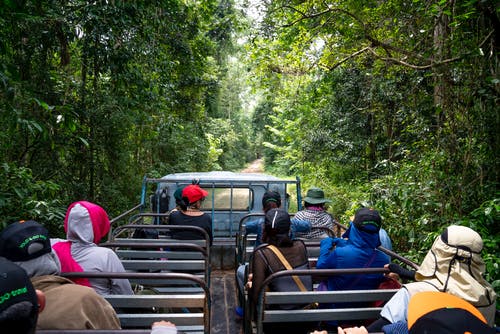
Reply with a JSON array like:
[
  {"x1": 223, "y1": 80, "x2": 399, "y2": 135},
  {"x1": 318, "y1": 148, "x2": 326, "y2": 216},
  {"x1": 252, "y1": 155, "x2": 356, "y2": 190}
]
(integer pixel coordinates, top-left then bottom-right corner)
[{"x1": 200, "y1": 187, "x2": 253, "y2": 211}]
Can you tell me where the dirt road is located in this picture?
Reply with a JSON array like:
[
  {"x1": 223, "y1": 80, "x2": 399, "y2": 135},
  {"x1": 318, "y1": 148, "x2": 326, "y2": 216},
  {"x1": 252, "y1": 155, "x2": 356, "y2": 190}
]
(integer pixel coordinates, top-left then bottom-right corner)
[{"x1": 240, "y1": 158, "x2": 264, "y2": 173}]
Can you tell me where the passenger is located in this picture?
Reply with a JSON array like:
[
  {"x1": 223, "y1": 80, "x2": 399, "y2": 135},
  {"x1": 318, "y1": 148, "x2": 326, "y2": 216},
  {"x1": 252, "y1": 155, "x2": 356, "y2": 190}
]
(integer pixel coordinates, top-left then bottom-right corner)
[
  {"x1": 0, "y1": 257, "x2": 41, "y2": 334},
  {"x1": 52, "y1": 201, "x2": 133, "y2": 295},
  {"x1": 378, "y1": 227, "x2": 393, "y2": 252},
  {"x1": 366, "y1": 225, "x2": 497, "y2": 331},
  {"x1": 245, "y1": 190, "x2": 311, "y2": 248},
  {"x1": 168, "y1": 184, "x2": 213, "y2": 245},
  {"x1": 236, "y1": 190, "x2": 311, "y2": 316},
  {"x1": 405, "y1": 291, "x2": 495, "y2": 333},
  {"x1": 348, "y1": 210, "x2": 392, "y2": 251},
  {"x1": 316, "y1": 208, "x2": 389, "y2": 328},
  {"x1": 247, "y1": 208, "x2": 315, "y2": 334},
  {"x1": 0, "y1": 220, "x2": 121, "y2": 330},
  {"x1": 340, "y1": 291, "x2": 495, "y2": 333},
  {"x1": 294, "y1": 187, "x2": 334, "y2": 239},
  {"x1": 148, "y1": 185, "x2": 185, "y2": 229}
]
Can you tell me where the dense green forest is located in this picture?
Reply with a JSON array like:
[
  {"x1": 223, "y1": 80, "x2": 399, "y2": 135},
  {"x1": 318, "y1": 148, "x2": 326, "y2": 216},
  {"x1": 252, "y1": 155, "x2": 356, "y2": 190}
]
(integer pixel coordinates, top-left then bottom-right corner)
[{"x1": 0, "y1": 1, "x2": 498, "y2": 290}]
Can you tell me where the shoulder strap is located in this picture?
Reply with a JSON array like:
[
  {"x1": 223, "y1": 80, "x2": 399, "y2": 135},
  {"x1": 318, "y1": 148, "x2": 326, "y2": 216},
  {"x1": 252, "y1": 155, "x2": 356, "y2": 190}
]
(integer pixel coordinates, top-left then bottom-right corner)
[{"x1": 267, "y1": 245, "x2": 308, "y2": 292}]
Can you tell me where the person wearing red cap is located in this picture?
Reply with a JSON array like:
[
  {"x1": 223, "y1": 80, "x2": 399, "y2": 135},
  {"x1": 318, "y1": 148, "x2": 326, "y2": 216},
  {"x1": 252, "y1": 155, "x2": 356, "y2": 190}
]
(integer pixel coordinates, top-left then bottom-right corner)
[{"x1": 168, "y1": 184, "x2": 213, "y2": 245}]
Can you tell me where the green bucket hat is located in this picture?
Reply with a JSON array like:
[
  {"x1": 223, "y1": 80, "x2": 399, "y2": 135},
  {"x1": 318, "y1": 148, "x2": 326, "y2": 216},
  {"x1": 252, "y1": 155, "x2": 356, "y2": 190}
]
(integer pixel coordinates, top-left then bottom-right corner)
[{"x1": 303, "y1": 187, "x2": 331, "y2": 204}]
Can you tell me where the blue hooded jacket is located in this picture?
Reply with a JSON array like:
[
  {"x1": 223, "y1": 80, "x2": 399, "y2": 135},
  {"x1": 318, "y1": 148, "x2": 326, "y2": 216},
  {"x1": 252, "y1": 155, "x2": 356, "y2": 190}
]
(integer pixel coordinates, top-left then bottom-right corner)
[
  {"x1": 245, "y1": 217, "x2": 310, "y2": 248},
  {"x1": 316, "y1": 222, "x2": 389, "y2": 291}
]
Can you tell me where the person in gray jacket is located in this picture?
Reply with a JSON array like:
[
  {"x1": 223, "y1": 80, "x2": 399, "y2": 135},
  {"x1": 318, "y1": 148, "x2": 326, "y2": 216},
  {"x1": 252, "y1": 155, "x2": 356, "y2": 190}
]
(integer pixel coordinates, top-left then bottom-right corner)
[{"x1": 52, "y1": 201, "x2": 133, "y2": 295}]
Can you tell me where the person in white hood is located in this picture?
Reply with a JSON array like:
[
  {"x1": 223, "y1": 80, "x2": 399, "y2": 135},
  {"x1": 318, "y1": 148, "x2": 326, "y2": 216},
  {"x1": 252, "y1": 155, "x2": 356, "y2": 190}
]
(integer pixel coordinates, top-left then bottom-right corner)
[{"x1": 52, "y1": 201, "x2": 133, "y2": 295}]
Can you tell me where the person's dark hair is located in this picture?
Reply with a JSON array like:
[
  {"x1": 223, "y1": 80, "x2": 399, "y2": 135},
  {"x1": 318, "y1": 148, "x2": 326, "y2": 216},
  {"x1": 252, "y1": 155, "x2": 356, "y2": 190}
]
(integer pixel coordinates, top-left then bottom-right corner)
[
  {"x1": 263, "y1": 200, "x2": 279, "y2": 212},
  {"x1": 179, "y1": 196, "x2": 189, "y2": 211},
  {"x1": 262, "y1": 208, "x2": 293, "y2": 247},
  {"x1": 0, "y1": 301, "x2": 38, "y2": 334},
  {"x1": 263, "y1": 225, "x2": 293, "y2": 247}
]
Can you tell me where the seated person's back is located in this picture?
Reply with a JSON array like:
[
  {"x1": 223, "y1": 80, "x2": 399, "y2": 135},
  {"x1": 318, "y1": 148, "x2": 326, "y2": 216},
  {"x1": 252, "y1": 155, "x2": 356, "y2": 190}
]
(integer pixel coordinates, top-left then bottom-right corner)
[
  {"x1": 294, "y1": 187, "x2": 334, "y2": 239},
  {"x1": 316, "y1": 208, "x2": 389, "y2": 293},
  {"x1": 168, "y1": 185, "x2": 213, "y2": 245},
  {"x1": 249, "y1": 208, "x2": 315, "y2": 334},
  {"x1": 52, "y1": 201, "x2": 133, "y2": 295}
]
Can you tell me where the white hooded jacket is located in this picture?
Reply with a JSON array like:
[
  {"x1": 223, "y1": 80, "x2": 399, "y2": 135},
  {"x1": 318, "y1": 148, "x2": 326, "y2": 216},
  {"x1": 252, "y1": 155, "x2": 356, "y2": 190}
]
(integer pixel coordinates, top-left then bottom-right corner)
[{"x1": 53, "y1": 201, "x2": 133, "y2": 295}]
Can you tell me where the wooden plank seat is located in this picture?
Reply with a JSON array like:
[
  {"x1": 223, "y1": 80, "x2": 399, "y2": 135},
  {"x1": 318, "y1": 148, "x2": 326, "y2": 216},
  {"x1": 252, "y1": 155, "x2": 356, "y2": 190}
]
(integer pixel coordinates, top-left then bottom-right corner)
[
  {"x1": 104, "y1": 224, "x2": 211, "y2": 287},
  {"x1": 59, "y1": 271, "x2": 210, "y2": 334},
  {"x1": 100, "y1": 241, "x2": 209, "y2": 286},
  {"x1": 246, "y1": 267, "x2": 399, "y2": 334},
  {"x1": 110, "y1": 224, "x2": 210, "y2": 249}
]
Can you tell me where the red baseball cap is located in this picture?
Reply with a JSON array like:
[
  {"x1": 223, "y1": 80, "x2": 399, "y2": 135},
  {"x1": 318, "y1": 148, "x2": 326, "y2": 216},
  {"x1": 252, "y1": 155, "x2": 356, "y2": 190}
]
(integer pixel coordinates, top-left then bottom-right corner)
[{"x1": 182, "y1": 185, "x2": 208, "y2": 204}]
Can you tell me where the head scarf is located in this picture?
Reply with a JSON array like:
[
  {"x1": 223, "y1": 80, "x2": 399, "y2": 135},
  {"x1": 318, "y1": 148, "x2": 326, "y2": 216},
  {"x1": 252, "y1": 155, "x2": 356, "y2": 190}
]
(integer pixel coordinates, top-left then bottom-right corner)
[{"x1": 415, "y1": 225, "x2": 496, "y2": 309}]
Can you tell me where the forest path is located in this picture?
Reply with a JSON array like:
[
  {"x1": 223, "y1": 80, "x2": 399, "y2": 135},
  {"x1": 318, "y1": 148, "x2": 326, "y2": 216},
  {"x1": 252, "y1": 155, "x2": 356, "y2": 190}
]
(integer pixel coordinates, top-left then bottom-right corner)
[{"x1": 240, "y1": 158, "x2": 264, "y2": 173}]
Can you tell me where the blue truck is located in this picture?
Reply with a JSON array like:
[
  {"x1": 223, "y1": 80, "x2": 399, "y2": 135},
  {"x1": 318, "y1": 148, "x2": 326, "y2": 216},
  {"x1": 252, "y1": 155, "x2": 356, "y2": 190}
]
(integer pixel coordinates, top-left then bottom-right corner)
[{"x1": 111, "y1": 171, "x2": 303, "y2": 269}]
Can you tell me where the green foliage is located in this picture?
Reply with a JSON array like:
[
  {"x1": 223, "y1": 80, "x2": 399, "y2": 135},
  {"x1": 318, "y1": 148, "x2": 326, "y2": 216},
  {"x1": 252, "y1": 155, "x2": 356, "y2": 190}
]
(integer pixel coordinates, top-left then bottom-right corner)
[
  {"x1": 462, "y1": 199, "x2": 500, "y2": 287},
  {"x1": 0, "y1": 163, "x2": 66, "y2": 237},
  {"x1": 247, "y1": 0, "x2": 499, "y2": 287},
  {"x1": 0, "y1": 0, "x2": 254, "y2": 234}
]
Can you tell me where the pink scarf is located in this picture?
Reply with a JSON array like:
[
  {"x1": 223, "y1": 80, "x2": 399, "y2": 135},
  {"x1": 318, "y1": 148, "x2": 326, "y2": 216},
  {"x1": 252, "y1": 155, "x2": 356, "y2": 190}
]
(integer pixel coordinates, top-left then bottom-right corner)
[
  {"x1": 52, "y1": 241, "x2": 91, "y2": 287},
  {"x1": 306, "y1": 205, "x2": 325, "y2": 211}
]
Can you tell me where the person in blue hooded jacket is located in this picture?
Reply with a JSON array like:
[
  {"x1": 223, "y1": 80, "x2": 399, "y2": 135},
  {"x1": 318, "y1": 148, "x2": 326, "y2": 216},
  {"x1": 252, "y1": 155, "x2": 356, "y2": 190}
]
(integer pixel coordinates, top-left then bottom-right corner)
[{"x1": 316, "y1": 207, "x2": 389, "y2": 325}]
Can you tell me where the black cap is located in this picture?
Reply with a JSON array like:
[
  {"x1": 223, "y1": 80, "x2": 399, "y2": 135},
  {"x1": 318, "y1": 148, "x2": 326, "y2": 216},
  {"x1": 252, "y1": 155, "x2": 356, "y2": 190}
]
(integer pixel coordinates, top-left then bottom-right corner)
[
  {"x1": 264, "y1": 208, "x2": 291, "y2": 235},
  {"x1": 262, "y1": 190, "x2": 281, "y2": 208},
  {"x1": 353, "y1": 208, "x2": 381, "y2": 234},
  {"x1": 0, "y1": 220, "x2": 52, "y2": 261},
  {"x1": 0, "y1": 257, "x2": 38, "y2": 314}
]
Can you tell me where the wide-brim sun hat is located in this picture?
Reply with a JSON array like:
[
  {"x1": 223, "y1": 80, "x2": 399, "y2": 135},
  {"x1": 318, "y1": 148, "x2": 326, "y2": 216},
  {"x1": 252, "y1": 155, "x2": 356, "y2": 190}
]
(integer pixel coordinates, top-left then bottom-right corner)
[{"x1": 303, "y1": 187, "x2": 331, "y2": 204}]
